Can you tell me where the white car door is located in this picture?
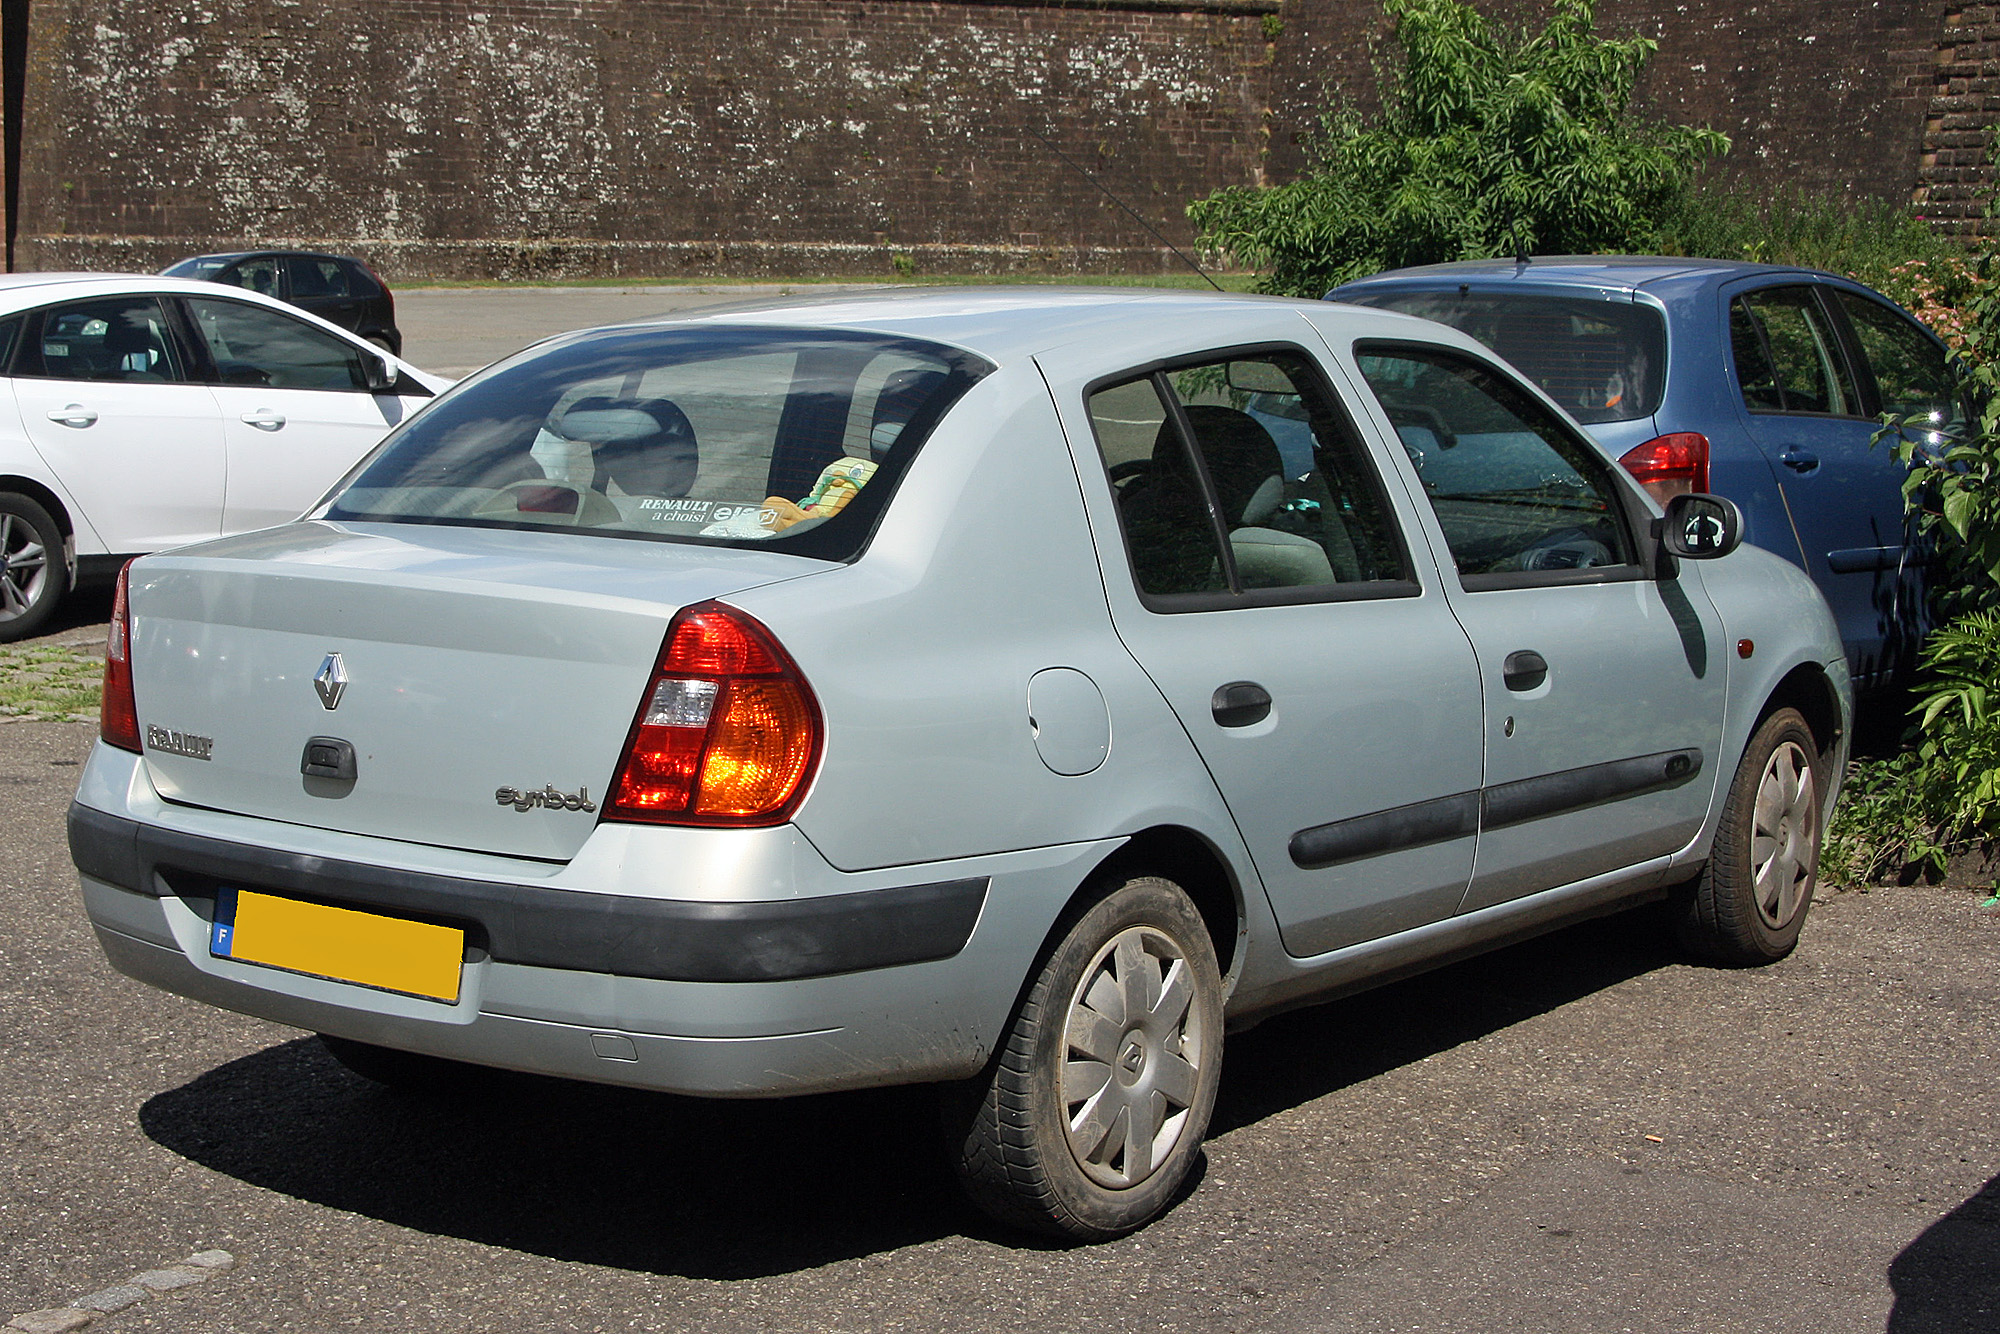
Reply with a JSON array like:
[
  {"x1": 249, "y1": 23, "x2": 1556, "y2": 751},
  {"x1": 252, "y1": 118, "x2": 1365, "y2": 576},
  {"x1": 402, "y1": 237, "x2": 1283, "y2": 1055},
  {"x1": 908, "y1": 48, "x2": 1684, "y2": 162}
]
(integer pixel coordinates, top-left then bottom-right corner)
[
  {"x1": 182, "y1": 295, "x2": 422, "y2": 534},
  {"x1": 10, "y1": 294, "x2": 225, "y2": 554}
]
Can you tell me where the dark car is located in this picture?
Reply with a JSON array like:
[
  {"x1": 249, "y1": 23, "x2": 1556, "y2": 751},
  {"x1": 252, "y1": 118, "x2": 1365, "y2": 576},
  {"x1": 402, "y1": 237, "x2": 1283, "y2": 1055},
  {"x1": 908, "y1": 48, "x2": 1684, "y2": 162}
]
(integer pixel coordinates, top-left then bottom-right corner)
[
  {"x1": 1329, "y1": 257, "x2": 1963, "y2": 693},
  {"x1": 162, "y1": 250, "x2": 401, "y2": 356}
]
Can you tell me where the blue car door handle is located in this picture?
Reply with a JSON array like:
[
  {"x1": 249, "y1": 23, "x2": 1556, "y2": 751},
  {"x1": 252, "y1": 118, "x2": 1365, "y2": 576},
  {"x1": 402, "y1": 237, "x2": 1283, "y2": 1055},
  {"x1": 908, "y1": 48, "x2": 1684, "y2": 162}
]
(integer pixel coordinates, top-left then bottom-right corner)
[{"x1": 1779, "y1": 448, "x2": 1820, "y2": 474}]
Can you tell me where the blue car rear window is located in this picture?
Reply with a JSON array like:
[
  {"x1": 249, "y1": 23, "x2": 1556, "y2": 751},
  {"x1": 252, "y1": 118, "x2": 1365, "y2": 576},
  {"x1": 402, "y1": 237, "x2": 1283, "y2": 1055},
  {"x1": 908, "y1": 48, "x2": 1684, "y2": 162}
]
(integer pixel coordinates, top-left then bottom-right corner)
[{"x1": 1346, "y1": 292, "x2": 1667, "y2": 425}]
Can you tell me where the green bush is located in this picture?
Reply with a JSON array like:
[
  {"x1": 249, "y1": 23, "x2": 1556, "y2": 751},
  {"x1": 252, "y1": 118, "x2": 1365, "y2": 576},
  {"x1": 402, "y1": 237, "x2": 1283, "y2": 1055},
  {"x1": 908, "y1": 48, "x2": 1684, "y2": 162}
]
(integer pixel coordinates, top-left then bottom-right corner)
[
  {"x1": 1826, "y1": 614, "x2": 2000, "y2": 882},
  {"x1": 1827, "y1": 206, "x2": 2000, "y2": 887},
  {"x1": 1651, "y1": 186, "x2": 1972, "y2": 316},
  {"x1": 1188, "y1": 0, "x2": 1728, "y2": 296}
]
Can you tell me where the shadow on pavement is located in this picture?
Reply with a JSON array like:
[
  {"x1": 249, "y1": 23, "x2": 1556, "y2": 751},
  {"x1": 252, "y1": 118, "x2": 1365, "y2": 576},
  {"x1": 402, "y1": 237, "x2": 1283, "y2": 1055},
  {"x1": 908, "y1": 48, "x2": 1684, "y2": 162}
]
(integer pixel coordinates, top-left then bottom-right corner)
[
  {"x1": 139, "y1": 902, "x2": 1681, "y2": 1277},
  {"x1": 1213, "y1": 901, "x2": 1681, "y2": 1134},
  {"x1": 1889, "y1": 1171, "x2": 2000, "y2": 1332},
  {"x1": 28, "y1": 581, "x2": 113, "y2": 644}
]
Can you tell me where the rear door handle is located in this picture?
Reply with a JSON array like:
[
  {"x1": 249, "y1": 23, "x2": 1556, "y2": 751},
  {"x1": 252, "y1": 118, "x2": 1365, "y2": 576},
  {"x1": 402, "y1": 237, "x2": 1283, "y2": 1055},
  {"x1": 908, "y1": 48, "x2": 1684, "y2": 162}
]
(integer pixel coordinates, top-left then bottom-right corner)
[
  {"x1": 240, "y1": 410, "x2": 287, "y2": 432},
  {"x1": 1779, "y1": 448, "x2": 1819, "y2": 474},
  {"x1": 1211, "y1": 681, "x2": 1272, "y2": 728},
  {"x1": 1503, "y1": 650, "x2": 1548, "y2": 692},
  {"x1": 46, "y1": 405, "x2": 97, "y2": 428}
]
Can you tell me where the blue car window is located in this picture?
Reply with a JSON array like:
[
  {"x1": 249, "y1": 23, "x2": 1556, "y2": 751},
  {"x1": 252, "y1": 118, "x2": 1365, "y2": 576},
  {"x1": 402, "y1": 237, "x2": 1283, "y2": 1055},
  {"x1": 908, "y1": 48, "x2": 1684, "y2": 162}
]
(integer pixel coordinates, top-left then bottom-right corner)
[
  {"x1": 1731, "y1": 287, "x2": 1858, "y2": 417},
  {"x1": 1088, "y1": 350, "x2": 1411, "y2": 603},
  {"x1": 1356, "y1": 346, "x2": 1638, "y2": 584},
  {"x1": 1348, "y1": 292, "x2": 1666, "y2": 426},
  {"x1": 1832, "y1": 290, "x2": 1963, "y2": 432}
]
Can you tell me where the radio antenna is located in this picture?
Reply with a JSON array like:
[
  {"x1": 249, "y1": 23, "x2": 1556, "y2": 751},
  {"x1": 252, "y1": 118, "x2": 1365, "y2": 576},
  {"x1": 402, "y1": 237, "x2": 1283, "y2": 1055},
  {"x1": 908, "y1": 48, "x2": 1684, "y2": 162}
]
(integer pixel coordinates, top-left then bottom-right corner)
[{"x1": 1022, "y1": 124, "x2": 1224, "y2": 292}]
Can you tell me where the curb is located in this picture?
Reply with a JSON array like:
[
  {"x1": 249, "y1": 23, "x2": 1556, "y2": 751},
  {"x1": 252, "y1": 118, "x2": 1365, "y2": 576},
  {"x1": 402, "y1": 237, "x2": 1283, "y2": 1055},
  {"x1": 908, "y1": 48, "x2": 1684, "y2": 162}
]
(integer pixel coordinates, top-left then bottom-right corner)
[{"x1": 8, "y1": 1251, "x2": 236, "y2": 1332}]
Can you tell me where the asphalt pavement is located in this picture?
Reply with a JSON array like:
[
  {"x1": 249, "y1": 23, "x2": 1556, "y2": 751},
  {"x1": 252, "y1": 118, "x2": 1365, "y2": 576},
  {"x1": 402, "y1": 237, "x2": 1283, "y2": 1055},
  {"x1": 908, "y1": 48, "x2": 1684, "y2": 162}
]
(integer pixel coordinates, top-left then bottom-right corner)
[
  {"x1": 394, "y1": 283, "x2": 885, "y2": 377},
  {"x1": 4, "y1": 286, "x2": 1998, "y2": 1332}
]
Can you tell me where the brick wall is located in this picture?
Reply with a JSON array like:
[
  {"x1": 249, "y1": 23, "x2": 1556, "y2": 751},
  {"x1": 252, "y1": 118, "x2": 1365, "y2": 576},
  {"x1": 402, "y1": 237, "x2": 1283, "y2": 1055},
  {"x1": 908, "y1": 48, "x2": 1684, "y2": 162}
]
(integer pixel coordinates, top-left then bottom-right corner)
[
  {"x1": 19, "y1": 0, "x2": 1277, "y2": 277},
  {"x1": 1916, "y1": 5, "x2": 2000, "y2": 238},
  {"x1": 13, "y1": 0, "x2": 1990, "y2": 276}
]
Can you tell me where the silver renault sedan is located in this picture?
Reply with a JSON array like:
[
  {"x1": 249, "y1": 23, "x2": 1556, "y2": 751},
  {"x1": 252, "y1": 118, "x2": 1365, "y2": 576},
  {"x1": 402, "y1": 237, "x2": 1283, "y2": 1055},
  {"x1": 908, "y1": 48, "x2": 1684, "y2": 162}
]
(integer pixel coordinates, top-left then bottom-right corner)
[{"x1": 69, "y1": 289, "x2": 1849, "y2": 1240}]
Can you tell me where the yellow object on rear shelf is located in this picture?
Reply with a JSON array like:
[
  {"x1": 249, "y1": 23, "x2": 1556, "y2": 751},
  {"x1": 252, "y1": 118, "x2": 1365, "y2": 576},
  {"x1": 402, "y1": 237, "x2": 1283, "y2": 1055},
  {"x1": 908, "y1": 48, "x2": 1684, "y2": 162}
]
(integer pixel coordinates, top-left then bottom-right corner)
[{"x1": 220, "y1": 890, "x2": 465, "y2": 1002}]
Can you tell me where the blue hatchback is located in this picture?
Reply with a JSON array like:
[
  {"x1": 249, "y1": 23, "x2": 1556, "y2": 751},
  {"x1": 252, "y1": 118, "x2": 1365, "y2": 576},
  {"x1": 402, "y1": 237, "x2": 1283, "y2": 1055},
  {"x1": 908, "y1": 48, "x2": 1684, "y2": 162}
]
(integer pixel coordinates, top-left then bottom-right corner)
[{"x1": 1330, "y1": 257, "x2": 1962, "y2": 692}]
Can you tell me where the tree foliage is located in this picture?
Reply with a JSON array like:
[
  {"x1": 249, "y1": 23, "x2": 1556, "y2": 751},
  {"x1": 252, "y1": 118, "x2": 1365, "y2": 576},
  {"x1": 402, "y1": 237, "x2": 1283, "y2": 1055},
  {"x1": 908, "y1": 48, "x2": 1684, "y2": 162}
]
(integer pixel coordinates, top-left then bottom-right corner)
[{"x1": 1188, "y1": 0, "x2": 1729, "y2": 296}]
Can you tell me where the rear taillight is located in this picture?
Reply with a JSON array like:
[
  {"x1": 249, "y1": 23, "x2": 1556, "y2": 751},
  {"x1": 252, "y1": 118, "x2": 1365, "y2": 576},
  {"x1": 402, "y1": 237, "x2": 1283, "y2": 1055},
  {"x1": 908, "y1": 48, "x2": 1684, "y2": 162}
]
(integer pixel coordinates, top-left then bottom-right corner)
[
  {"x1": 1619, "y1": 432, "x2": 1710, "y2": 506},
  {"x1": 605, "y1": 602, "x2": 822, "y2": 826},
  {"x1": 100, "y1": 562, "x2": 141, "y2": 753}
]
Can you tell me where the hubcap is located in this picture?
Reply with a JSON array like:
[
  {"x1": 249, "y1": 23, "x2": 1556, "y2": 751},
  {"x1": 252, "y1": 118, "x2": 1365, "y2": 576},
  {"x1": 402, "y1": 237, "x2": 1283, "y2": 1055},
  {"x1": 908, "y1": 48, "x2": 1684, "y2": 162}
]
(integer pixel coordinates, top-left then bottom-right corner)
[
  {"x1": 1060, "y1": 925, "x2": 1206, "y2": 1189},
  {"x1": 0, "y1": 513, "x2": 48, "y2": 622},
  {"x1": 1751, "y1": 739, "x2": 1818, "y2": 929}
]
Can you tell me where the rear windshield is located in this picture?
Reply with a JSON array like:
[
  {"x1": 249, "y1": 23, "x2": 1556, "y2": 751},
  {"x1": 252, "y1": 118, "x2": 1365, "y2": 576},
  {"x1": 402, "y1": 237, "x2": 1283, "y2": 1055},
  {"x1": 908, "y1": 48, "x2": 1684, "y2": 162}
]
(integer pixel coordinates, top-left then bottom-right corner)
[
  {"x1": 163, "y1": 257, "x2": 232, "y2": 278},
  {"x1": 322, "y1": 325, "x2": 991, "y2": 562},
  {"x1": 1345, "y1": 291, "x2": 1667, "y2": 425}
]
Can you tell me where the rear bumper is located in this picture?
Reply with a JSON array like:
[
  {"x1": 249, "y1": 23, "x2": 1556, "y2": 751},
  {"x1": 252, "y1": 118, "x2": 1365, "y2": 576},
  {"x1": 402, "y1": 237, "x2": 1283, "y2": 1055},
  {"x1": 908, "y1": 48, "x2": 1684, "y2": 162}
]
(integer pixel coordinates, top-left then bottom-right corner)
[
  {"x1": 70, "y1": 746, "x2": 1102, "y2": 1098},
  {"x1": 70, "y1": 802, "x2": 988, "y2": 984}
]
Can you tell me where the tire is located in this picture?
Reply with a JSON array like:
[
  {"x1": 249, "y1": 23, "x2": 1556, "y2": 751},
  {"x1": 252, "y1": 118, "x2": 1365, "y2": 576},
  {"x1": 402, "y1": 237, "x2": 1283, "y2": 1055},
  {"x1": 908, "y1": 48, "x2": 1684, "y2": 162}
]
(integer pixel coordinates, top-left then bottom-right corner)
[
  {"x1": 365, "y1": 333, "x2": 398, "y2": 356},
  {"x1": 319, "y1": 1034, "x2": 487, "y2": 1093},
  {"x1": 1676, "y1": 707, "x2": 1823, "y2": 965},
  {"x1": 0, "y1": 493, "x2": 70, "y2": 643},
  {"x1": 950, "y1": 875, "x2": 1224, "y2": 1240}
]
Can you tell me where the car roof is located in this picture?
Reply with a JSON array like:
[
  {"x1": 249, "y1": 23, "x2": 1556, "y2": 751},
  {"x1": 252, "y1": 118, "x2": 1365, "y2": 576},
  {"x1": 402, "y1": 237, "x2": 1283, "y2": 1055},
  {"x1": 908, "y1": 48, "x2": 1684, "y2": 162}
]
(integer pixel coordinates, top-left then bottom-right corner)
[
  {"x1": 523, "y1": 286, "x2": 1449, "y2": 368},
  {"x1": 0, "y1": 271, "x2": 320, "y2": 314},
  {"x1": 168, "y1": 250, "x2": 357, "y2": 264},
  {"x1": 1329, "y1": 255, "x2": 1843, "y2": 299}
]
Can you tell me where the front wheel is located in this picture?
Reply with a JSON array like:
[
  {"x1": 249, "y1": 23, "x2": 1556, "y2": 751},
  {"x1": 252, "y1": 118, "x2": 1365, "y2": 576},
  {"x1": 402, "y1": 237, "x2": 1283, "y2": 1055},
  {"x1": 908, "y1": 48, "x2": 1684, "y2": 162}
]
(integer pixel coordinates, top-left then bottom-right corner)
[
  {"x1": 949, "y1": 875, "x2": 1224, "y2": 1240},
  {"x1": 1676, "y1": 707, "x2": 1823, "y2": 965},
  {"x1": 0, "y1": 493, "x2": 70, "y2": 642}
]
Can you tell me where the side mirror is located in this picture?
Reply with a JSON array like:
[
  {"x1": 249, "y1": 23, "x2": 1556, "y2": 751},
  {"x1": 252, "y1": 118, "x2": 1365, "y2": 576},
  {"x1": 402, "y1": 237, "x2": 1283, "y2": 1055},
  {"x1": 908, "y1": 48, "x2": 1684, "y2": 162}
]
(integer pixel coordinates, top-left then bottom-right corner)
[
  {"x1": 1657, "y1": 492, "x2": 1743, "y2": 560},
  {"x1": 362, "y1": 351, "x2": 397, "y2": 393}
]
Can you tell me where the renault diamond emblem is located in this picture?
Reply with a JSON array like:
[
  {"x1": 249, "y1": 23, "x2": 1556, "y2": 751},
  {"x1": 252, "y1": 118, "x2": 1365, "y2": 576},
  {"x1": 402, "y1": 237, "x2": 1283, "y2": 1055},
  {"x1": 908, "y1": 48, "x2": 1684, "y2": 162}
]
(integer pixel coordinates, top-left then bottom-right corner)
[{"x1": 313, "y1": 652, "x2": 348, "y2": 711}]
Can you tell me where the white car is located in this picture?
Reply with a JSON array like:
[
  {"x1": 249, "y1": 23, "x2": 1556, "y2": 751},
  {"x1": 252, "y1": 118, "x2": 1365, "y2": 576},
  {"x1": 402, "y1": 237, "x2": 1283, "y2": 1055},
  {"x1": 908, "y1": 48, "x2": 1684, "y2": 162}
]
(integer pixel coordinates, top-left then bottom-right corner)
[{"x1": 0, "y1": 273, "x2": 448, "y2": 638}]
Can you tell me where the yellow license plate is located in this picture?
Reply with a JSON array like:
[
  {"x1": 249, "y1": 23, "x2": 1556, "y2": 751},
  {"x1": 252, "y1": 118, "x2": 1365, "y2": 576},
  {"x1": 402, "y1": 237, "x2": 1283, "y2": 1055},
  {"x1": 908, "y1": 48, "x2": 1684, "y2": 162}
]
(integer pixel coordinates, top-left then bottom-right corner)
[{"x1": 211, "y1": 889, "x2": 464, "y2": 1003}]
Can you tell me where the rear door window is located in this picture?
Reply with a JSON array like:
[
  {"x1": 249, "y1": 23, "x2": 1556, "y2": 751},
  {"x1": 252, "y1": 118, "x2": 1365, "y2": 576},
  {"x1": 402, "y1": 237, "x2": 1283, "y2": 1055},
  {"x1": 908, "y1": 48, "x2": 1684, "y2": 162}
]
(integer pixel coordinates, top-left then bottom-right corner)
[
  {"x1": 16, "y1": 297, "x2": 188, "y2": 383},
  {"x1": 284, "y1": 256, "x2": 352, "y2": 300},
  {"x1": 1730, "y1": 287, "x2": 1861, "y2": 417},
  {"x1": 1086, "y1": 347, "x2": 1413, "y2": 605}
]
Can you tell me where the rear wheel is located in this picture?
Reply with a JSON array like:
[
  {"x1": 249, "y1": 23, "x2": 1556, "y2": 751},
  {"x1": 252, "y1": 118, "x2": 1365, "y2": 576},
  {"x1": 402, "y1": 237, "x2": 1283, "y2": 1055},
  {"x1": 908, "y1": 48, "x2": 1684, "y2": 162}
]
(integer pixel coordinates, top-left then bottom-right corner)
[
  {"x1": 950, "y1": 875, "x2": 1223, "y2": 1240},
  {"x1": 0, "y1": 493, "x2": 69, "y2": 642},
  {"x1": 1677, "y1": 707, "x2": 1823, "y2": 965},
  {"x1": 319, "y1": 1034, "x2": 488, "y2": 1093}
]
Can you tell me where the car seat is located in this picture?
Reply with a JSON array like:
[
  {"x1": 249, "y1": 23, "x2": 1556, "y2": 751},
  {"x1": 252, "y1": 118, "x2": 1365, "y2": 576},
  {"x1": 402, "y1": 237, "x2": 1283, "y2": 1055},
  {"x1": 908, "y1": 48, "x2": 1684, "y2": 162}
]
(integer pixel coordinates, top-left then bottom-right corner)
[
  {"x1": 1180, "y1": 405, "x2": 1338, "y2": 590},
  {"x1": 551, "y1": 396, "x2": 700, "y2": 499}
]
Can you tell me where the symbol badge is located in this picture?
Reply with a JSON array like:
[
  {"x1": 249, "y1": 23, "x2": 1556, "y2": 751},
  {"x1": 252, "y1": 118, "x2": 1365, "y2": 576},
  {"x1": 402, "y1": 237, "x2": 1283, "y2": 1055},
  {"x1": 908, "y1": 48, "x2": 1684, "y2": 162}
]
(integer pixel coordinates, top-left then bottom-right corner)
[{"x1": 313, "y1": 652, "x2": 348, "y2": 711}]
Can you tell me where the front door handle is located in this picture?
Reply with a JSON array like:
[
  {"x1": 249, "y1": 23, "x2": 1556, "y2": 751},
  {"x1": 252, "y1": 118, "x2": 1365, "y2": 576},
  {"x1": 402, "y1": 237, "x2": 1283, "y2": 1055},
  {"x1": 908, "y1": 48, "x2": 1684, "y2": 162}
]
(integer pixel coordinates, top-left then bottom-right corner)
[
  {"x1": 1779, "y1": 448, "x2": 1820, "y2": 474},
  {"x1": 240, "y1": 410, "x2": 287, "y2": 432},
  {"x1": 46, "y1": 405, "x2": 97, "y2": 428},
  {"x1": 1502, "y1": 650, "x2": 1548, "y2": 692},
  {"x1": 1211, "y1": 681, "x2": 1272, "y2": 728}
]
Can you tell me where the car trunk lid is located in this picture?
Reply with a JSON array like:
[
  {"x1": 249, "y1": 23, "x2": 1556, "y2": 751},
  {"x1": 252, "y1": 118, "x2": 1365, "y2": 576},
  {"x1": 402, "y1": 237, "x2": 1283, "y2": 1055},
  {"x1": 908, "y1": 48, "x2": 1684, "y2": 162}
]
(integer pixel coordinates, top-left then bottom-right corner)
[{"x1": 125, "y1": 521, "x2": 830, "y2": 861}]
